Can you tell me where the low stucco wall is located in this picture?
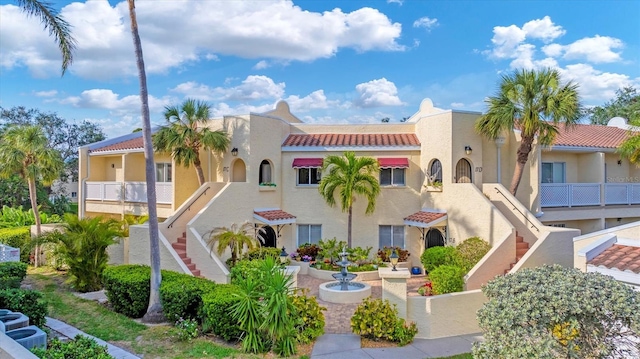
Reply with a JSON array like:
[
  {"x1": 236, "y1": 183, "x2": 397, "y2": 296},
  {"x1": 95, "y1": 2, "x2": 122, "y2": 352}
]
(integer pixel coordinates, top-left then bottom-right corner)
[
  {"x1": 128, "y1": 224, "x2": 188, "y2": 274},
  {"x1": 0, "y1": 331, "x2": 39, "y2": 359},
  {"x1": 513, "y1": 227, "x2": 580, "y2": 272},
  {"x1": 186, "y1": 227, "x2": 230, "y2": 284},
  {"x1": 465, "y1": 231, "x2": 513, "y2": 290},
  {"x1": 408, "y1": 289, "x2": 486, "y2": 339},
  {"x1": 107, "y1": 237, "x2": 128, "y2": 265}
]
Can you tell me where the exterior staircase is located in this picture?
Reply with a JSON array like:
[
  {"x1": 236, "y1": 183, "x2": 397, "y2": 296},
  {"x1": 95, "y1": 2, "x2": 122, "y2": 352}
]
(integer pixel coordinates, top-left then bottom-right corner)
[
  {"x1": 172, "y1": 232, "x2": 201, "y2": 277},
  {"x1": 504, "y1": 232, "x2": 530, "y2": 274}
]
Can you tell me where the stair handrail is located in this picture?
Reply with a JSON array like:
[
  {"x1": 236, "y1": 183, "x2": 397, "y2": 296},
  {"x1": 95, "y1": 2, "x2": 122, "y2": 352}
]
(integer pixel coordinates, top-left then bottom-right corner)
[
  {"x1": 493, "y1": 187, "x2": 540, "y2": 232},
  {"x1": 167, "y1": 185, "x2": 211, "y2": 229}
]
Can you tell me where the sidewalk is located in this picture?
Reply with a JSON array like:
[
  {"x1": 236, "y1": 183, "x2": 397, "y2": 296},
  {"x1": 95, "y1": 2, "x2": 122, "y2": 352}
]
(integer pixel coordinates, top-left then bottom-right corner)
[{"x1": 311, "y1": 333, "x2": 482, "y2": 359}]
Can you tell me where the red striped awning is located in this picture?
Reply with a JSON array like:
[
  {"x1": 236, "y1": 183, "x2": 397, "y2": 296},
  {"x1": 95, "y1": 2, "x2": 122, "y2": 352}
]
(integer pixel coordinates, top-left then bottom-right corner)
[
  {"x1": 378, "y1": 158, "x2": 409, "y2": 168},
  {"x1": 292, "y1": 158, "x2": 323, "y2": 168}
]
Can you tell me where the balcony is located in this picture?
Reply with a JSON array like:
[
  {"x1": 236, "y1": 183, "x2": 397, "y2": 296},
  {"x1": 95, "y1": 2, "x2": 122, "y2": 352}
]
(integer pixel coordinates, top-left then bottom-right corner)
[
  {"x1": 85, "y1": 181, "x2": 172, "y2": 204},
  {"x1": 540, "y1": 183, "x2": 640, "y2": 207}
]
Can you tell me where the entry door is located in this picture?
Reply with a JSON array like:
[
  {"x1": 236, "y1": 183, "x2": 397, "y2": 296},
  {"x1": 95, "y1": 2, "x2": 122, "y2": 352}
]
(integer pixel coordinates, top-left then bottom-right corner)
[
  {"x1": 259, "y1": 226, "x2": 277, "y2": 248},
  {"x1": 425, "y1": 228, "x2": 445, "y2": 248},
  {"x1": 455, "y1": 159, "x2": 472, "y2": 183}
]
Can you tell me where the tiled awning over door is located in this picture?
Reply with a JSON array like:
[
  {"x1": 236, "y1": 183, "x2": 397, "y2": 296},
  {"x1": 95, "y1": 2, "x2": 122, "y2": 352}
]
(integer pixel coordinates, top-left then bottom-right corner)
[
  {"x1": 403, "y1": 210, "x2": 447, "y2": 228},
  {"x1": 253, "y1": 209, "x2": 297, "y2": 225}
]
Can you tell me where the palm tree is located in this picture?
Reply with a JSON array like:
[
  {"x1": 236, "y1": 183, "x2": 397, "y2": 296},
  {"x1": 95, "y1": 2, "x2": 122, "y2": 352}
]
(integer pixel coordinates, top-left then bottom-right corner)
[
  {"x1": 318, "y1": 152, "x2": 381, "y2": 247},
  {"x1": 153, "y1": 99, "x2": 230, "y2": 186},
  {"x1": 127, "y1": 0, "x2": 163, "y2": 323},
  {"x1": 207, "y1": 222, "x2": 261, "y2": 267},
  {"x1": 0, "y1": 125, "x2": 63, "y2": 266},
  {"x1": 618, "y1": 117, "x2": 640, "y2": 164},
  {"x1": 475, "y1": 68, "x2": 582, "y2": 195},
  {"x1": 17, "y1": 0, "x2": 76, "y2": 74}
]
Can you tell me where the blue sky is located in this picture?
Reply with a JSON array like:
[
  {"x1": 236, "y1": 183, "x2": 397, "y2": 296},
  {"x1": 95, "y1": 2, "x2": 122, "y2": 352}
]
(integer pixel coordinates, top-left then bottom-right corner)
[{"x1": 1, "y1": 0, "x2": 638, "y2": 138}]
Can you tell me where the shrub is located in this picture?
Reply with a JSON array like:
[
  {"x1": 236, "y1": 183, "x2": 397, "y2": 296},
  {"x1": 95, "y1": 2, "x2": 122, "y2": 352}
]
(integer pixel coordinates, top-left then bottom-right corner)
[
  {"x1": 174, "y1": 317, "x2": 199, "y2": 341},
  {"x1": 318, "y1": 238, "x2": 347, "y2": 262},
  {"x1": 0, "y1": 289, "x2": 47, "y2": 327},
  {"x1": 160, "y1": 275, "x2": 217, "y2": 323},
  {"x1": 378, "y1": 246, "x2": 410, "y2": 262},
  {"x1": 296, "y1": 243, "x2": 320, "y2": 260},
  {"x1": 229, "y1": 259, "x2": 263, "y2": 284},
  {"x1": 242, "y1": 246, "x2": 281, "y2": 261},
  {"x1": 31, "y1": 334, "x2": 113, "y2": 359},
  {"x1": 474, "y1": 265, "x2": 640, "y2": 359},
  {"x1": 0, "y1": 261, "x2": 28, "y2": 289},
  {"x1": 429, "y1": 265, "x2": 464, "y2": 294},
  {"x1": 456, "y1": 237, "x2": 491, "y2": 271},
  {"x1": 0, "y1": 227, "x2": 31, "y2": 262},
  {"x1": 200, "y1": 284, "x2": 244, "y2": 342},
  {"x1": 420, "y1": 246, "x2": 459, "y2": 273},
  {"x1": 351, "y1": 297, "x2": 417, "y2": 345},
  {"x1": 291, "y1": 289, "x2": 326, "y2": 344},
  {"x1": 347, "y1": 246, "x2": 372, "y2": 264}
]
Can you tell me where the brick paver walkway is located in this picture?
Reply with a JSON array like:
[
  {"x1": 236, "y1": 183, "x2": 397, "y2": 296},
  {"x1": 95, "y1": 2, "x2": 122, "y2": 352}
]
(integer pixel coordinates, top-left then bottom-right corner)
[{"x1": 297, "y1": 273, "x2": 427, "y2": 333}]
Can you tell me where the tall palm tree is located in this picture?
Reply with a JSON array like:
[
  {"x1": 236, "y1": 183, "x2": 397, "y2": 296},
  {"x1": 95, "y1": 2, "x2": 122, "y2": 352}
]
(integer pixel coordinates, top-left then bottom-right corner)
[
  {"x1": 318, "y1": 152, "x2": 381, "y2": 247},
  {"x1": 0, "y1": 125, "x2": 63, "y2": 266},
  {"x1": 153, "y1": 99, "x2": 230, "y2": 186},
  {"x1": 475, "y1": 68, "x2": 582, "y2": 195},
  {"x1": 127, "y1": 0, "x2": 163, "y2": 323},
  {"x1": 618, "y1": 117, "x2": 640, "y2": 164},
  {"x1": 17, "y1": 0, "x2": 76, "y2": 74},
  {"x1": 207, "y1": 222, "x2": 261, "y2": 267}
]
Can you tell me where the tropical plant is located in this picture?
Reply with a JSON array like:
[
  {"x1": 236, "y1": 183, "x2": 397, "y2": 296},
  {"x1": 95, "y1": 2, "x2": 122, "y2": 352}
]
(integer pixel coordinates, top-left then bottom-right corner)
[
  {"x1": 207, "y1": 222, "x2": 261, "y2": 267},
  {"x1": 0, "y1": 125, "x2": 64, "y2": 266},
  {"x1": 475, "y1": 68, "x2": 582, "y2": 195},
  {"x1": 127, "y1": 0, "x2": 163, "y2": 323},
  {"x1": 474, "y1": 265, "x2": 640, "y2": 358},
  {"x1": 120, "y1": 214, "x2": 149, "y2": 237},
  {"x1": 619, "y1": 115, "x2": 640, "y2": 164},
  {"x1": 351, "y1": 297, "x2": 418, "y2": 345},
  {"x1": 318, "y1": 152, "x2": 380, "y2": 247},
  {"x1": 57, "y1": 214, "x2": 122, "y2": 292},
  {"x1": 15, "y1": 0, "x2": 76, "y2": 74},
  {"x1": 0, "y1": 205, "x2": 61, "y2": 228},
  {"x1": 317, "y1": 238, "x2": 346, "y2": 263},
  {"x1": 153, "y1": 98, "x2": 230, "y2": 186}
]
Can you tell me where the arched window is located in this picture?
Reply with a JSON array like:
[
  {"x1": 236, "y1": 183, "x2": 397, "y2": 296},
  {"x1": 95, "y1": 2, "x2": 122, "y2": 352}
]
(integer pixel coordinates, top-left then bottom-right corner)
[
  {"x1": 455, "y1": 158, "x2": 472, "y2": 183},
  {"x1": 259, "y1": 160, "x2": 272, "y2": 184},
  {"x1": 428, "y1": 159, "x2": 442, "y2": 184}
]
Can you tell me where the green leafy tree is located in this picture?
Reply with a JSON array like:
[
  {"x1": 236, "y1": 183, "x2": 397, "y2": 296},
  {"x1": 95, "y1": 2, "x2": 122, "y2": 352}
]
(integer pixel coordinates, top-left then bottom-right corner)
[
  {"x1": 127, "y1": 0, "x2": 163, "y2": 323},
  {"x1": 474, "y1": 265, "x2": 640, "y2": 358},
  {"x1": 319, "y1": 152, "x2": 380, "y2": 247},
  {"x1": 153, "y1": 98, "x2": 230, "y2": 186},
  {"x1": 207, "y1": 222, "x2": 260, "y2": 267},
  {"x1": 588, "y1": 86, "x2": 640, "y2": 125},
  {"x1": 475, "y1": 68, "x2": 582, "y2": 195},
  {"x1": 0, "y1": 125, "x2": 63, "y2": 266},
  {"x1": 0, "y1": 174, "x2": 49, "y2": 209},
  {"x1": 619, "y1": 118, "x2": 640, "y2": 164},
  {"x1": 15, "y1": 0, "x2": 76, "y2": 74}
]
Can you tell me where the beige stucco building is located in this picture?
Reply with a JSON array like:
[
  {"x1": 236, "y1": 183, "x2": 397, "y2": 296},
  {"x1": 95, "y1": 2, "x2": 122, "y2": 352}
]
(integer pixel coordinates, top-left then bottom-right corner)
[{"x1": 78, "y1": 98, "x2": 638, "y2": 284}]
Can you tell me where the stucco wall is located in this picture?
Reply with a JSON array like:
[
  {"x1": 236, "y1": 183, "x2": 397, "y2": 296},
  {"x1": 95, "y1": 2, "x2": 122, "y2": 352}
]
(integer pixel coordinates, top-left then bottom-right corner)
[
  {"x1": 0, "y1": 331, "x2": 39, "y2": 359},
  {"x1": 573, "y1": 221, "x2": 640, "y2": 267},
  {"x1": 512, "y1": 227, "x2": 580, "y2": 271},
  {"x1": 128, "y1": 225, "x2": 187, "y2": 274}
]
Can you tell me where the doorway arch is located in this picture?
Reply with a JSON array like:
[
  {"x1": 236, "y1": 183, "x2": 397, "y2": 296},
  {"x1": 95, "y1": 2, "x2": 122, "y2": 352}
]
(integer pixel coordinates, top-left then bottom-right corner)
[
  {"x1": 231, "y1": 159, "x2": 246, "y2": 182},
  {"x1": 455, "y1": 158, "x2": 472, "y2": 183},
  {"x1": 425, "y1": 228, "x2": 445, "y2": 248},
  {"x1": 259, "y1": 226, "x2": 277, "y2": 248}
]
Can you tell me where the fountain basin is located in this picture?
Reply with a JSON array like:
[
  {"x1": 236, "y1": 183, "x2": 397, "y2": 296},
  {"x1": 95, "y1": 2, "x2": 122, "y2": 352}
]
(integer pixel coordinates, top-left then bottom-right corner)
[{"x1": 319, "y1": 281, "x2": 371, "y2": 304}]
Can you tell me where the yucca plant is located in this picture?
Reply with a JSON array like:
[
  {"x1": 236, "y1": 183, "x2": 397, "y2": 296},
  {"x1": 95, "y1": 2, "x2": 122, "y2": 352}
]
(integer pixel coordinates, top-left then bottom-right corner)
[{"x1": 57, "y1": 214, "x2": 122, "y2": 292}]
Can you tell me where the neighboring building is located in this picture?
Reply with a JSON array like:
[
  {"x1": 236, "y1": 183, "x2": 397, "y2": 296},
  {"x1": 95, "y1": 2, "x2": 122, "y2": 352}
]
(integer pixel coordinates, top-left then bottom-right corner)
[
  {"x1": 51, "y1": 179, "x2": 79, "y2": 203},
  {"x1": 79, "y1": 99, "x2": 635, "y2": 282}
]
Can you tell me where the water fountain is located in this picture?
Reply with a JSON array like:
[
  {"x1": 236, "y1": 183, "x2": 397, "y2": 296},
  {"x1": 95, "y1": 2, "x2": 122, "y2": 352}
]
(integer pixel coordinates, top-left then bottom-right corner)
[{"x1": 318, "y1": 247, "x2": 371, "y2": 304}]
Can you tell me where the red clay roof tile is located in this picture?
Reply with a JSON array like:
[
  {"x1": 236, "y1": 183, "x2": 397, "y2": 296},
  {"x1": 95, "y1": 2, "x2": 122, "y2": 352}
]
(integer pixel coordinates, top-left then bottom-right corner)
[
  {"x1": 254, "y1": 210, "x2": 296, "y2": 221},
  {"x1": 282, "y1": 133, "x2": 420, "y2": 147},
  {"x1": 90, "y1": 137, "x2": 144, "y2": 153},
  {"x1": 404, "y1": 211, "x2": 447, "y2": 226},
  {"x1": 589, "y1": 244, "x2": 640, "y2": 273},
  {"x1": 551, "y1": 124, "x2": 629, "y2": 149}
]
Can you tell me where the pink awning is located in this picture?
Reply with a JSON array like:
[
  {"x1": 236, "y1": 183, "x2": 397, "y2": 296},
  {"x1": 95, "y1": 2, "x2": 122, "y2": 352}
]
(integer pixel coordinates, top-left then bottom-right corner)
[
  {"x1": 378, "y1": 158, "x2": 409, "y2": 168},
  {"x1": 292, "y1": 158, "x2": 323, "y2": 168}
]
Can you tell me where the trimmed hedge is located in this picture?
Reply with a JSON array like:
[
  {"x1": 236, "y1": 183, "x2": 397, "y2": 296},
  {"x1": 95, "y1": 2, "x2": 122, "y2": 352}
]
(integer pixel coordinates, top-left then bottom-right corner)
[
  {"x1": 0, "y1": 261, "x2": 28, "y2": 289},
  {"x1": 32, "y1": 334, "x2": 113, "y2": 359},
  {"x1": 242, "y1": 247, "x2": 281, "y2": 261},
  {"x1": 0, "y1": 227, "x2": 31, "y2": 263},
  {"x1": 456, "y1": 237, "x2": 491, "y2": 271},
  {"x1": 200, "y1": 284, "x2": 244, "y2": 341},
  {"x1": 160, "y1": 275, "x2": 217, "y2": 323},
  {"x1": 420, "y1": 246, "x2": 460, "y2": 273},
  {"x1": 429, "y1": 265, "x2": 465, "y2": 295},
  {"x1": 0, "y1": 289, "x2": 47, "y2": 327}
]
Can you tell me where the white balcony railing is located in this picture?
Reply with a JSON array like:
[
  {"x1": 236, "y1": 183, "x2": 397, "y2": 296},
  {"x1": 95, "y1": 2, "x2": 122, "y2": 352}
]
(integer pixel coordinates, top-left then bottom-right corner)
[
  {"x1": 85, "y1": 181, "x2": 172, "y2": 204},
  {"x1": 541, "y1": 183, "x2": 640, "y2": 207}
]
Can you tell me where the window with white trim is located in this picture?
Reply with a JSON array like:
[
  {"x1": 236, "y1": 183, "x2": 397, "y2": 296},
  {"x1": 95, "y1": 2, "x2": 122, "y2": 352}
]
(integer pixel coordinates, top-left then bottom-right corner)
[
  {"x1": 155, "y1": 163, "x2": 172, "y2": 182},
  {"x1": 380, "y1": 168, "x2": 405, "y2": 186},
  {"x1": 541, "y1": 162, "x2": 565, "y2": 183},
  {"x1": 379, "y1": 225, "x2": 405, "y2": 248},
  {"x1": 297, "y1": 224, "x2": 322, "y2": 246},
  {"x1": 297, "y1": 168, "x2": 322, "y2": 185},
  {"x1": 71, "y1": 192, "x2": 77, "y2": 198}
]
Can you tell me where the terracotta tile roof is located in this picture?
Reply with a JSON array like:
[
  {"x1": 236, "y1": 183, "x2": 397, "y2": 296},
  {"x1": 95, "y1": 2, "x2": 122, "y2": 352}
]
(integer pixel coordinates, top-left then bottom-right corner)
[
  {"x1": 589, "y1": 244, "x2": 640, "y2": 273},
  {"x1": 551, "y1": 124, "x2": 628, "y2": 149},
  {"x1": 404, "y1": 211, "x2": 447, "y2": 227},
  {"x1": 91, "y1": 137, "x2": 144, "y2": 153},
  {"x1": 254, "y1": 209, "x2": 296, "y2": 224},
  {"x1": 282, "y1": 133, "x2": 420, "y2": 147}
]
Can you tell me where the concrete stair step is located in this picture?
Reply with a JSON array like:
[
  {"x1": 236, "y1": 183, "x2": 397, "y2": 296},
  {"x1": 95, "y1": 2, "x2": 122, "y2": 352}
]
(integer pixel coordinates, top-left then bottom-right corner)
[
  {"x1": 177, "y1": 236, "x2": 186, "y2": 244},
  {"x1": 516, "y1": 241, "x2": 529, "y2": 249},
  {"x1": 516, "y1": 235, "x2": 524, "y2": 242},
  {"x1": 181, "y1": 257, "x2": 191, "y2": 265},
  {"x1": 175, "y1": 249, "x2": 187, "y2": 258},
  {"x1": 191, "y1": 269, "x2": 201, "y2": 277},
  {"x1": 516, "y1": 248, "x2": 528, "y2": 257}
]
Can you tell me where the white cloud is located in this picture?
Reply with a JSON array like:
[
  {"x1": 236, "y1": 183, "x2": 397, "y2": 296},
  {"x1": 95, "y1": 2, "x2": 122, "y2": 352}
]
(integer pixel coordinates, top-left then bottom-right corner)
[
  {"x1": 413, "y1": 17, "x2": 438, "y2": 31},
  {"x1": 488, "y1": 25, "x2": 526, "y2": 59},
  {"x1": 387, "y1": 0, "x2": 403, "y2": 5},
  {"x1": 354, "y1": 78, "x2": 403, "y2": 108},
  {"x1": 254, "y1": 60, "x2": 269, "y2": 70},
  {"x1": 561, "y1": 36, "x2": 624, "y2": 63},
  {"x1": 485, "y1": 16, "x2": 564, "y2": 61},
  {"x1": 0, "y1": 1, "x2": 404, "y2": 79},
  {"x1": 450, "y1": 102, "x2": 465, "y2": 108},
  {"x1": 542, "y1": 43, "x2": 563, "y2": 57},
  {"x1": 559, "y1": 64, "x2": 639, "y2": 101},
  {"x1": 60, "y1": 89, "x2": 172, "y2": 115},
  {"x1": 521, "y1": 16, "x2": 565, "y2": 42},
  {"x1": 34, "y1": 90, "x2": 58, "y2": 97},
  {"x1": 285, "y1": 90, "x2": 344, "y2": 112},
  {"x1": 171, "y1": 76, "x2": 286, "y2": 102}
]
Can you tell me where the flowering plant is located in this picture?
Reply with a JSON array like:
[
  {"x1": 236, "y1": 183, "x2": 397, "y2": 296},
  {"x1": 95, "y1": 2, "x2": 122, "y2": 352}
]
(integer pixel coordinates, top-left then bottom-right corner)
[
  {"x1": 302, "y1": 255, "x2": 312, "y2": 262},
  {"x1": 290, "y1": 252, "x2": 299, "y2": 259},
  {"x1": 417, "y1": 281, "x2": 433, "y2": 296}
]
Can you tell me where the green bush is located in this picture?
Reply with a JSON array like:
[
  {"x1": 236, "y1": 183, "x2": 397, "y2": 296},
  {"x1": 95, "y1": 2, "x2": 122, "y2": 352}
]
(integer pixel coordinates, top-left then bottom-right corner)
[
  {"x1": 0, "y1": 261, "x2": 28, "y2": 289},
  {"x1": 378, "y1": 246, "x2": 410, "y2": 262},
  {"x1": 429, "y1": 265, "x2": 464, "y2": 294},
  {"x1": 200, "y1": 284, "x2": 244, "y2": 342},
  {"x1": 31, "y1": 334, "x2": 113, "y2": 359},
  {"x1": 229, "y1": 259, "x2": 263, "y2": 284},
  {"x1": 0, "y1": 289, "x2": 47, "y2": 327},
  {"x1": 456, "y1": 237, "x2": 491, "y2": 271},
  {"x1": 291, "y1": 289, "x2": 326, "y2": 344},
  {"x1": 0, "y1": 227, "x2": 31, "y2": 262},
  {"x1": 420, "y1": 246, "x2": 460, "y2": 273},
  {"x1": 242, "y1": 247, "x2": 281, "y2": 261},
  {"x1": 160, "y1": 275, "x2": 217, "y2": 323},
  {"x1": 474, "y1": 265, "x2": 640, "y2": 359},
  {"x1": 296, "y1": 243, "x2": 320, "y2": 260},
  {"x1": 351, "y1": 297, "x2": 417, "y2": 345}
]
